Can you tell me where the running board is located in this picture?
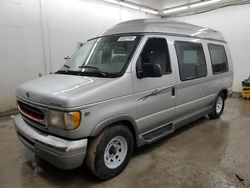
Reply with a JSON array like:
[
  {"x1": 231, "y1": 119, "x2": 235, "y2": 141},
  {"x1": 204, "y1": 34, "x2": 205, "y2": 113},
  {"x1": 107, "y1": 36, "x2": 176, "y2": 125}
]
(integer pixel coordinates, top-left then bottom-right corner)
[{"x1": 142, "y1": 123, "x2": 174, "y2": 143}]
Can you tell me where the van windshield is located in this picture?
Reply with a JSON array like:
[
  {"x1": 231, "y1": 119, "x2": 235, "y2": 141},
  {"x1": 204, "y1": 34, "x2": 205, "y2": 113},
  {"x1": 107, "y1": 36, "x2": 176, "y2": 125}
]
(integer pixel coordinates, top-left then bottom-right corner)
[{"x1": 57, "y1": 35, "x2": 141, "y2": 78}]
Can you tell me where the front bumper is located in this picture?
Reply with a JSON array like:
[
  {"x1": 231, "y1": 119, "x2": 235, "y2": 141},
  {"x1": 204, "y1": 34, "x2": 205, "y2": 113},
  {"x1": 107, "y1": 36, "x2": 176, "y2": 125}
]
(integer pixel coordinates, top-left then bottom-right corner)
[{"x1": 14, "y1": 114, "x2": 88, "y2": 170}]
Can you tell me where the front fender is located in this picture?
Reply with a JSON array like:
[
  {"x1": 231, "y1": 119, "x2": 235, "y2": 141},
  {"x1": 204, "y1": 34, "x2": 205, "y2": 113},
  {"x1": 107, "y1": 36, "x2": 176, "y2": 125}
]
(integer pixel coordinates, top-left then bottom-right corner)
[{"x1": 90, "y1": 114, "x2": 144, "y2": 147}]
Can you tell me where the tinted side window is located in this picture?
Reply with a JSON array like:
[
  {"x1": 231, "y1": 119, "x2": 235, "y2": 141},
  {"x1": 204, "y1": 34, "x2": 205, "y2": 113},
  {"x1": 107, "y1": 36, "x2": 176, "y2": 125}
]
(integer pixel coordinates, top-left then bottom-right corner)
[
  {"x1": 175, "y1": 41, "x2": 207, "y2": 81},
  {"x1": 137, "y1": 38, "x2": 171, "y2": 75},
  {"x1": 208, "y1": 44, "x2": 228, "y2": 74}
]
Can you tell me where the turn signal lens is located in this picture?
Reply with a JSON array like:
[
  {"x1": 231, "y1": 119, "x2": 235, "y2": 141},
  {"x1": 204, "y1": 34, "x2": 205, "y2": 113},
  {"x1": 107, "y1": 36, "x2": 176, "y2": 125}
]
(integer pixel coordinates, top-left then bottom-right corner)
[
  {"x1": 64, "y1": 111, "x2": 81, "y2": 130},
  {"x1": 72, "y1": 111, "x2": 81, "y2": 129}
]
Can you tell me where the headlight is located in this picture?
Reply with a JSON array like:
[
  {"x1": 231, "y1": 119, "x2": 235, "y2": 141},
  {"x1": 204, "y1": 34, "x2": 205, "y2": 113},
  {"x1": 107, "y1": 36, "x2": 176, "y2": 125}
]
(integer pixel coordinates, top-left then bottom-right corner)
[{"x1": 48, "y1": 110, "x2": 81, "y2": 130}]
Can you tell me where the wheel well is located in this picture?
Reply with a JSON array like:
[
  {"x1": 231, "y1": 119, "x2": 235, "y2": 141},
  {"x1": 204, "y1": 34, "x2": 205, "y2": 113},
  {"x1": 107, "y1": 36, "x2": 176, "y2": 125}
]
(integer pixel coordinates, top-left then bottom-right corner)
[{"x1": 221, "y1": 89, "x2": 228, "y2": 99}]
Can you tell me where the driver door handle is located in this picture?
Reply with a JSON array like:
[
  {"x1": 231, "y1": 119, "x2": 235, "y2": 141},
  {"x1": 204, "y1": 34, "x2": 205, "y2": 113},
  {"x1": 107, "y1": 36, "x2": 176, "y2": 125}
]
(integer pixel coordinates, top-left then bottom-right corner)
[{"x1": 171, "y1": 87, "x2": 176, "y2": 98}]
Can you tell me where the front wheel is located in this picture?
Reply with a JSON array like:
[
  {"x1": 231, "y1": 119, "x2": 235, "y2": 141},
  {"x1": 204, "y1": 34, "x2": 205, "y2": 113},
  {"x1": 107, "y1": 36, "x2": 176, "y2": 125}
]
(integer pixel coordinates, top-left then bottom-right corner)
[
  {"x1": 85, "y1": 125, "x2": 134, "y2": 180},
  {"x1": 208, "y1": 93, "x2": 225, "y2": 119}
]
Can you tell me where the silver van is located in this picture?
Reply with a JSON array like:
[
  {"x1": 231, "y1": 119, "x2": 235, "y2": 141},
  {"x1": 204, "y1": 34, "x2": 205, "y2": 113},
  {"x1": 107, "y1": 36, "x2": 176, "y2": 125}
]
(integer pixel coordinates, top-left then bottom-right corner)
[{"x1": 14, "y1": 19, "x2": 233, "y2": 180}]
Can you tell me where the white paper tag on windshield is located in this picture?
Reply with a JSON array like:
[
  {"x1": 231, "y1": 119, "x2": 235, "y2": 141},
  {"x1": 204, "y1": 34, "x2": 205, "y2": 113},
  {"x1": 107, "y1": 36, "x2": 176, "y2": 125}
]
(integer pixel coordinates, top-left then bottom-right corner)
[{"x1": 118, "y1": 36, "x2": 136, "y2": 42}]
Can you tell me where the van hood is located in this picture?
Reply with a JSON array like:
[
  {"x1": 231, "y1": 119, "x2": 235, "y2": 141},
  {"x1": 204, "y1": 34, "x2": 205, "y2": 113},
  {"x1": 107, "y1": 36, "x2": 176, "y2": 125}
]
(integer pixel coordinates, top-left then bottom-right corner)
[{"x1": 16, "y1": 74, "x2": 132, "y2": 108}]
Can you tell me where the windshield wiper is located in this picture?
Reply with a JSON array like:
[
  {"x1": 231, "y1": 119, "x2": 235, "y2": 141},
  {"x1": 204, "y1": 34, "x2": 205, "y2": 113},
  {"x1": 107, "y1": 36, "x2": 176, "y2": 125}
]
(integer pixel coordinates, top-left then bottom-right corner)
[
  {"x1": 78, "y1": 65, "x2": 106, "y2": 77},
  {"x1": 64, "y1": 65, "x2": 70, "y2": 69},
  {"x1": 63, "y1": 65, "x2": 71, "y2": 72},
  {"x1": 55, "y1": 65, "x2": 71, "y2": 74}
]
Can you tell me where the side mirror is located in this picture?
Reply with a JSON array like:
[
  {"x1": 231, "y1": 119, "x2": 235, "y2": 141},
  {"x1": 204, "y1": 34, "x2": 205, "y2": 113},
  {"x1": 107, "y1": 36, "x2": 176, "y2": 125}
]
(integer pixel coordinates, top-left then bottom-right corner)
[{"x1": 138, "y1": 63, "x2": 162, "y2": 78}]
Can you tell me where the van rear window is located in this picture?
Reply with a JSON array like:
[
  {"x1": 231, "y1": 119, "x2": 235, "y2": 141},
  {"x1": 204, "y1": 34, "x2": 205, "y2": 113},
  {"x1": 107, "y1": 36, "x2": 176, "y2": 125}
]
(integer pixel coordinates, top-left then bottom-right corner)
[
  {"x1": 175, "y1": 41, "x2": 207, "y2": 81},
  {"x1": 208, "y1": 44, "x2": 229, "y2": 74}
]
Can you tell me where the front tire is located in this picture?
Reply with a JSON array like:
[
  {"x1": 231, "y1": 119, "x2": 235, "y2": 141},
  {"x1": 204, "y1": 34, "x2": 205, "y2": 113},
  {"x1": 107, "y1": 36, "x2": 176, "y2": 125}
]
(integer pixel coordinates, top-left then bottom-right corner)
[
  {"x1": 85, "y1": 124, "x2": 134, "y2": 180},
  {"x1": 208, "y1": 93, "x2": 225, "y2": 119}
]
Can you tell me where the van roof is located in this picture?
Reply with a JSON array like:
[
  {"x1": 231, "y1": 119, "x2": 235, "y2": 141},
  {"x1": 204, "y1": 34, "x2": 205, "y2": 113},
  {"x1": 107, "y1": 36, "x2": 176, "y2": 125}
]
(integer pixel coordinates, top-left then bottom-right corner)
[{"x1": 100, "y1": 19, "x2": 225, "y2": 42}]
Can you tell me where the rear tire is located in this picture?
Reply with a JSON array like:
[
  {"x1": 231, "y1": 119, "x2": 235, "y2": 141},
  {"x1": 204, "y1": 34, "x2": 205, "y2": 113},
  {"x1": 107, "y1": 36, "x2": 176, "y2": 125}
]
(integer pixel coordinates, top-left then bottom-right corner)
[
  {"x1": 85, "y1": 124, "x2": 134, "y2": 180},
  {"x1": 208, "y1": 93, "x2": 225, "y2": 119}
]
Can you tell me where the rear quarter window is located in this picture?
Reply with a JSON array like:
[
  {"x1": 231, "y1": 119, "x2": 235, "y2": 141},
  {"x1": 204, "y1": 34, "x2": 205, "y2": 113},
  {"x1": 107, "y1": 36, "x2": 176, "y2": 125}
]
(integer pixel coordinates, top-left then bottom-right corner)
[
  {"x1": 208, "y1": 44, "x2": 229, "y2": 74},
  {"x1": 175, "y1": 41, "x2": 207, "y2": 81}
]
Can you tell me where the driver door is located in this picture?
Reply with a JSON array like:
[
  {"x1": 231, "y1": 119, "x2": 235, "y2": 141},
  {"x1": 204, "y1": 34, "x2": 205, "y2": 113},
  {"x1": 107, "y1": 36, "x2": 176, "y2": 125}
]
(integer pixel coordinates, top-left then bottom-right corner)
[{"x1": 132, "y1": 36, "x2": 176, "y2": 135}]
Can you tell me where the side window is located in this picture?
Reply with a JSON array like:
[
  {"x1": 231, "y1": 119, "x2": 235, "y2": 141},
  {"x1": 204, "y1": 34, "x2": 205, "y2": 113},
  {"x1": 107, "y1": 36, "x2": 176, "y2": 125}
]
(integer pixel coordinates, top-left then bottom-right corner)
[
  {"x1": 137, "y1": 38, "x2": 171, "y2": 76},
  {"x1": 208, "y1": 44, "x2": 228, "y2": 74},
  {"x1": 175, "y1": 41, "x2": 207, "y2": 81}
]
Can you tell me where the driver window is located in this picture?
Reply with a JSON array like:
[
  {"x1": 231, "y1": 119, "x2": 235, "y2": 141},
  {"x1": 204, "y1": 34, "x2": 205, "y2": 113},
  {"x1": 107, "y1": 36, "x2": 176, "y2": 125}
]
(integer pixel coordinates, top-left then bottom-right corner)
[{"x1": 137, "y1": 38, "x2": 171, "y2": 76}]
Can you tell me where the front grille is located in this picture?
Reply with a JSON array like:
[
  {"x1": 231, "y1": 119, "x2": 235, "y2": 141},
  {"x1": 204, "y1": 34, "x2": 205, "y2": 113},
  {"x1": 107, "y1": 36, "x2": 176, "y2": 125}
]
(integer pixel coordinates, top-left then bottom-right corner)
[
  {"x1": 23, "y1": 116, "x2": 46, "y2": 128},
  {"x1": 18, "y1": 101, "x2": 44, "y2": 121}
]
